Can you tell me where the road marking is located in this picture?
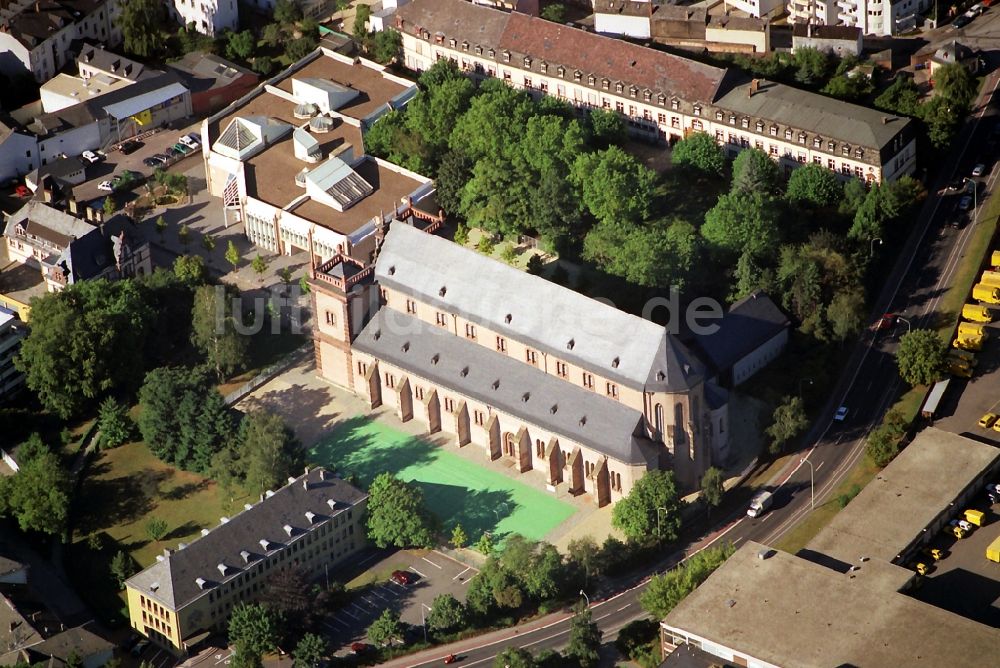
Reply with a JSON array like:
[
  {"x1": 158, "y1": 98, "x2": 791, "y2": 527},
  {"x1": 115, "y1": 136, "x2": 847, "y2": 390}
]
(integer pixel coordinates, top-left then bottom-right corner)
[
  {"x1": 616, "y1": 604, "x2": 631, "y2": 612},
  {"x1": 760, "y1": 513, "x2": 772, "y2": 522},
  {"x1": 342, "y1": 608, "x2": 359, "y2": 620},
  {"x1": 453, "y1": 566, "x2": 472, "y2": 581},
  {"x1": 422, "y1": 557, "x2": 443, "y2": 569},
  {"x1": 213, "y1": 654, "x2": 231, "y2": 666},
  {"x1": 352, "y1": 603, "x2": 371, "y2": 615},
  {"x1": 357, "y1": 552, "x2": 380, "y2": 566},
  {"x1": 816, "y1": 461, "x2": 825, "y2": 472},
  {"x1": 409, "y1": 566, "x2": 427, "y2": 578},
  {"x1": 370, "y1": 589, "x2": 391, "y2": 602}
]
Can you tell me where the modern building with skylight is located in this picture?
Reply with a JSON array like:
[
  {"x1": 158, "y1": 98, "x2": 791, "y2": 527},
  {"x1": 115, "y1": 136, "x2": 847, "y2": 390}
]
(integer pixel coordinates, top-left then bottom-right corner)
[{"x1": 199, "y1": 48, "x2": 436, "y2": 265}]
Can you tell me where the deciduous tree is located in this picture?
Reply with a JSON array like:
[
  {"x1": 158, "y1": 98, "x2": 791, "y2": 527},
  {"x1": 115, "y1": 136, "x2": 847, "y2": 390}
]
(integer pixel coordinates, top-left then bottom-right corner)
[
  {"x1": 896, "y1": 329, "x2": 946, "y2": 386},
  {"x1": 191, "y1": 284, "x2": 248, "y2": 379},
  {"x1": 699, "y1": 466, "x2": 724, "y2": 511},
  {"x1": 565, "y1": 606, "x2": 602, "y2": 668},
  {"x1": 292, "y1": 634, "x2": 325, "y2": 668},
  {"x1": 237, "y1": 409, "x2": 304, "y2": 493},
  {"x1": 366, "y1": 473, "x2": 436, "y2": 548},
  {"x1": 701, "y1": 191, "x2": 781, "y2": 259},
  {"x1": 229, "y1": 603, "x2": 280, "y2": 660},
  {"x1": 173, "y1": 255, "x2": 207, "y2": 285},
  {"x1": 0, "y1": 436, "x2": 69, "y2": 536},
  {"x1": 116, "y1": 0, "x2": 165, "y2": 58},
  {"x1": 493, "y1": 647, "x2": 534, "y2": 668},
  {"x1": 786, "y1": 163, "x2": 842, "y2": 208},
  {"x1": 611, "y1": 470, "x2": 683, "y2": 542},
  {"x1": 639, "y1": 544, "x2": 734, "y2": 619},
  {"x1": 426, "y1": 594, "x2": 466, "y2": 633},
  {"x1": 671, "y1": 131, "x2": 726, "y2": 176},
  {"x1": 572, "y1": 146, "x2": 655, "y2": 224},
  {"x1": 765, "y1": 395, "x2": 809, "y2": 455},
  {"x1": 366, "y1": 609, "x2": 402, "y2": 647},
  {"x1": 731, "y1": 148, "x2": 780, "y2": 195}
]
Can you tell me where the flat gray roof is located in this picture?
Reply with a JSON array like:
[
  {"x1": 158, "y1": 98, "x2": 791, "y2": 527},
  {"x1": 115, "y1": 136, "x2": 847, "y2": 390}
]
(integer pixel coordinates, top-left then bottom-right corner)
[
  {"x1": 805, "y1": 427, "x2": 1000, "y2": 565},
  {"x1": 663, "y1": 541, "x2": 1000, "y2": 668}
]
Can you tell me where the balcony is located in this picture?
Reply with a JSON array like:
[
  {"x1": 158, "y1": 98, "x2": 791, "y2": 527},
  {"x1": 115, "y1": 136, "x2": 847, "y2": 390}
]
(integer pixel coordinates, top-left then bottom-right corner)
[{"x1": 836, "y1": 0, "x2": 856, "y2": 9}]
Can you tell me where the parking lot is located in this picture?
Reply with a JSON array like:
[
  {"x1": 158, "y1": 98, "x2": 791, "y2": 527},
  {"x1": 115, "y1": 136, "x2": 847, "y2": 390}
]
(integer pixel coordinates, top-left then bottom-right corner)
[
  {"x1": 325, "y1": 549, "x2": 477, "y2": 654},
  {"x1": 70, "y1": 125, "x2": 204, "y2": 206},
  {"x1": 911, "y1": 491, "x2": 1000, "y2": 627}
]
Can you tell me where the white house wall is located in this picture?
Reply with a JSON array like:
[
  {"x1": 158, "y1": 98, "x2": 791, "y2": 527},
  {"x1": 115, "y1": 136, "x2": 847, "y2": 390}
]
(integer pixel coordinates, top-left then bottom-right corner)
[
  {"x1": 732, "y1": 330, "x2": 789, "y2": 386},
  {"x1": 594, "y1": 14, "x2": 652, "y2": 39},
  {"x1": 0, "y1": 131, "x2": 39, "y2": 181}
]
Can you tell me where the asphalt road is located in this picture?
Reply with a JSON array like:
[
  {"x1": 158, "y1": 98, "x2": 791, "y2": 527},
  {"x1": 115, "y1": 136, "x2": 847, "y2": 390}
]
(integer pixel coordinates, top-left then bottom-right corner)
[{"x1": 385, "y1": 67, "x2": 1000, "y2": 668}]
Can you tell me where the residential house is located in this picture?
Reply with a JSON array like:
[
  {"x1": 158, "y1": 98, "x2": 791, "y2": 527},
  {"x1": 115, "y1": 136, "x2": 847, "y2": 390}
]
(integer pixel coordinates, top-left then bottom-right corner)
[
  {"x1": 167, "y1": 0, "x2": 238, "y2": 35},
  {"x1": 0, "y1": 0, "x2": 121, "y2": 82},
  {"x1": 3, "y1": 200, "x2": 152, "y2": 292},
  {"x1": 393, "y1": 0, "x2": 916, "y2": 182},
  {"x1": 723, "y1": 0, "x2": 784, "y2": 19},
  {"x1": 200, "y1": 48, "x2": 426, "y2": 265},
  {"x1": 0, "y1": 115, "x2": 38, "y2": 183},
  {"x1": 0, "y1": 307, "x2": 26, "y2": 403},
  {"x1": 930, "y1": 40, "x2": 981, "y2": 78},
  {"x1": 125, "y1": 468, "x2": 367, "y2": 655},
  {"x1": 593, "y1": 2, "x2": 771, "y2": 53},
  {"x1": 0, "y1": 626, "x2": 115, "y2": 668},
  {"x1": 788, "y1": 0, "x2": 931, "y2": 36},
  {"x1": 311, "y1": 223, "x2": 730, "y2": 501}
]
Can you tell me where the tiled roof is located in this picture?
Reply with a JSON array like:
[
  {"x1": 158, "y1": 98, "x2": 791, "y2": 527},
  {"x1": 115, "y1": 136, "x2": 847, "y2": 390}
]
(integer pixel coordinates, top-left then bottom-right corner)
[
  {"x1": 125, "y1": 468, "x2": 366, "y2": 610},
  {"x1": 374, "y1": 223, "x2": 705, "y2": 392},
  {"x1": 498, "y1": 12, "x2": 728, "y2": 103},
  {"x1": 395, "y1": 0, "x2": 509, "y2": 51}
]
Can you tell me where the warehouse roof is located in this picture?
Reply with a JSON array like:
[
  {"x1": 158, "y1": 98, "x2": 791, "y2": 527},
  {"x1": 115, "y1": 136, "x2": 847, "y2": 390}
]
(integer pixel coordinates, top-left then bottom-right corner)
[
  {"x1": 663, "y1": 541, "x2": 1000, "y2": 668},
  {"x1": 805, "y1": 427, "x2": 1000, "y2": 565}
]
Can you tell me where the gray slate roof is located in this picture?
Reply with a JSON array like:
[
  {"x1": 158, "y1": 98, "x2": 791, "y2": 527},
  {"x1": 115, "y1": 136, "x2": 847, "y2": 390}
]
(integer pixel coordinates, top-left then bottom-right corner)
[
  {"x1": 375, "y1": 224, "x2": 704, "y2": 392},
  {"x1": 695, "y1": 291, "x2": 789, "y2": 372},
  {"x1": 715, "y1": 79, "x2": 910, "y2": 152},
  {"x1": 125, "y1": 468, "x2": 366, "y2": 610},
  {"x1": 4, "y1": 201, "x2": 95, "y2": 248},
  {"x1": 51, "y1": 214, "x2": 146, "y2": 284},
  {"x1": 353, "y1": 309, "x2": 657, "y2": 465}
]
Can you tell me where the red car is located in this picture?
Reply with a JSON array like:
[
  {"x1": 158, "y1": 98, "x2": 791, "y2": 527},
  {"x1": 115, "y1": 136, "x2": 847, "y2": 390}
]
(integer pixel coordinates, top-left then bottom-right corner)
[
  {"x1": 350, "y1": 642, "x2": 369, "y2": 654},
  {"x1": 390, "y1": 569, "x2": 413, "y2": 585},
  {"x1": 13, "y1": 185, "x2": 29, "y2": 197},
  {"x1": 444, "y1": 655, "x2": 457, "y2": 664},
  {"x1": 872, "y1": 313, "x2": 896, "y2": 332}
]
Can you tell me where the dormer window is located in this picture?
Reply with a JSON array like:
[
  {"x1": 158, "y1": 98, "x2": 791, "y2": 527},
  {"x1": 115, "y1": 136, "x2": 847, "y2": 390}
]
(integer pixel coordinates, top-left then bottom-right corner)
[
  {"x1": 574, "y1": 70, "x2": 582, "y2": 81},
  {"x1": 629, "y1": 86, "x2": 637, "y2": 97},
  {"x1": 588, "y1": 74, "x2": 596, "y2": 85},
  {"x1": 855, "y1": 148, "x2": 864, "y2": 158},
  {"x1": 557, "y1": 66, "x2": 565, "y2": 77},
  {"x1": 715, "y1": 110, "x2": 724, "y2": 121},
  {"x1": 671, "y1": 98, "x2": 679, "y2": 110},
  {"x1": 769, "y1": 124, "x2": 778, "y2": 136},
  {"x1": 567, "y1": 338, "x2": 575, "y2": 350},
  {"x1": 784, "y1": 128, "x2": 793, "y2": 140},
  {"x1": 502, "y1": 50, "x2": 511, "y2": 63},
  {"x1": 462, "y1": 41, "x2": 469, "y2": 51},
  {"x1": 658, "y1": 93, "x2": 667, "y2": 104},
  {"x1": 487, "y1": 48, "x2": 495, "y2": 58},
  {"x1": 602, "y1": 78, "x2": 610, "y2": 90},
  {"x1": 523, "y1": 56, "x2": 531, "y2": 67},
  {"x1": 813, "y1": 137, "x2": 822, "y2": 148},
  {"x1": 755, "y1": 120, "x2": 764, "y2": 131},
  {"x1": 798, "y1": 132, "x2": 807, "y2": 144},
  {"x1": 741, "y1": 117, "x2": 750, "y2": 128},
  {"x1": 540, "y1": 61, "x2": 548, "y2": 73},
  {"x1": 644, "y1": 90, "x2": 652, "y2": 102},
  {"x1": 449, "y1": 38, "x2": 456, "y2": 48},
  {"x1": 616, "y1": 82, "x2": 624, "y2": 93},
  {"x1": 612, "y1": 356, "x2": 620, "y2": 368},
  {"x1": 842, "y1": 144, "x2": 851, "y2": 156},
  {"x1": 475, "y1": 45, "x2": 483, "y2": 55},
  {"x1": 827, "y1": 140, "x2": 836, "y2": 151},
  {"x1": 505, "y1": 313, "x2": 512, "y2": 324},
  {"x1": 693, "y1": 105, "x2": 702, "y2": 116}
]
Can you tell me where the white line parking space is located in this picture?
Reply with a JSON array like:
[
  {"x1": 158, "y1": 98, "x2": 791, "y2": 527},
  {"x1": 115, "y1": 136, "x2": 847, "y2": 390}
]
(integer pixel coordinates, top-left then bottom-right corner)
[
  {"x1": 409, "y1": 566, "x2": 427, "y2": 578},
  {"x1": 422, "y1": 557, "x2": 443, "y2": 569}
]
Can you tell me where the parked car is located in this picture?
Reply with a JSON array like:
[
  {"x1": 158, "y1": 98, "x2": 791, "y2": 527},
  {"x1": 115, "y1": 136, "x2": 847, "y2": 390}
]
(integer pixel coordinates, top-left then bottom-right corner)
[
  {"x1": 872, "y1": 312, "x2": 896, "y2": 332},
  {"x1": 186, "y1": 132, "x2": 201, "y2": 144},
  {"x1": 977, "y1": 413, "x2": 997, "y2": 428},
  {"x1": 179, "y1": 134, "x2": 200, "y2": 149},
  {"x1": 81, "y1": 150, "x2": 101, "y2": 164},
  {"x1": 142, "y1": 157, "x2": 161, "y2": 168},
  {"x1": 350, "y1": 643, "x2": 369, "y2": 655},
  {"x1": 973, "y1": 163, "x2": 987, "y2": 177},
  {"x1": 390, "y1": 570, "x2": 413, "y2": 585},
  {"x1": 948, "y1": 177, "x2": 965, "y2": 192},
  {"x1": 13, "y1": 184, "x2": 30, "y2": 197},
  {"x1": 151, "y1": 153, "x2": 169, "y2": 164},
  {"x1": 959, "y1": 195, "x2": 973, "y2": 211},
  {"x1": 173, "y1": 143, "x2": 191, "y2": 154},
  {"x1": 166, "y1": 147, "x2": 183, "y2": 158},
  {"x1": 130, "y1": 640, "x2": 149, "y2": 657},
  {"x1": 965, "y1": 179, "x2": 978, "y2": 195},
  {"x1": 119, "y1": 140, "x2": 143, "y2": 154},
  {"x1": 834, "y1": 406, "x2": 849, "y2": 421},
  {"x1": 98, "y1": 180, "x2": 114, "y2": 192},
  {"x1": 952, "y1": 13, "x2": 973, "y2": 27}
]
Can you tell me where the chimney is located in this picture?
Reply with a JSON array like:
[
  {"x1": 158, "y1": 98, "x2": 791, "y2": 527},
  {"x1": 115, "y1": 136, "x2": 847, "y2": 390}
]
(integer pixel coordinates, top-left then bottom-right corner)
[
  {"x1": 195, "y1": 577, "x2": 207, "y2": 589},
  {"x1": 749, "y1": 78, "x2": 759, "y2": 98},
  {"x1": 881, "y1": 116, "x2": 890, "y2": 124},
  {"x1": 163, "y1": 548, "x2": 172, "y2": 557},
  {"x1": 42, "y1": 186, "x2": 52, "y2": 203}
]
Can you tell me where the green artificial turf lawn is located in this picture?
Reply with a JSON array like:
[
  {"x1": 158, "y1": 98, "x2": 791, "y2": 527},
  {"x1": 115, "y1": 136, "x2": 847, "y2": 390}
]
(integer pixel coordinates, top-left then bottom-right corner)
[{"x1": 311, "y1": 416, "x2": 576, "y2": 542}]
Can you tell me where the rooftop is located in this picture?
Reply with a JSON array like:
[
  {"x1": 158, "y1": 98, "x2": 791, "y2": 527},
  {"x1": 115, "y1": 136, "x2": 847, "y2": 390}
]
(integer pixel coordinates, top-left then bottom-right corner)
[
  {"x1": 1, "y1": 0, "x2": 104, "y2": 48},
  {"x1": 166, "y1": 51, "x2": 256, "y2": 93},
  {"x1": 374, "y1": 224, "x2": 705, "y2": 391},
  {"x1": 395, "y1": 0, "x2": 510, "y2": 55},
  {"x1": 663, "y1": 541, "x2": 1000, "y2": 668},
  {"x1": 791, "y1": 23, "x2": 863, "y2": 40},
  {"x1": 274, "y1": 55, "x2": 411, "y2": 120},
  {"x1": 695, "y1": 291, "x2": 789, "y2": 373},
  {"x1": 498, "y1": 12, "x2": 728, "y2": 103},
  {"x1": 40, "y1": 73, "x2": 132, "y2": 110},
  {"x1": 715, "y1": 78, "x2": 911, "y2": 153},
  {"x1": 77, "y1": 44, "x2": 154, "y2": 81},
  {"x1": 4, "y1": 201, "x2": 95, "y2": 249},
  {"x1": 125, "y1": 467, "x2": 366, "y2": 610},
  {"x1": 805, "y1": 427, "x2": 1000, "y2": 565},
  {"x1": 353, "y1": 309, "x2": 657, "y2": 464}
]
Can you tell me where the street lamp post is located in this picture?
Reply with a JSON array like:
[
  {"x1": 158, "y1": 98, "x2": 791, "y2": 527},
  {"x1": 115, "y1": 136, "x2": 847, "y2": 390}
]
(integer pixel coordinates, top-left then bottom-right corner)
[
  {"x1": 798, "y1": 378, "x2": 813, "y2": 398},
  {"x1": 801, "y1": 457, "x2": 815, "y2": 509},
  {"x1": 870, "y1": 237, "x2": 883, "y2": 256},
  {"x1": 579, "y1": 589, "x2": 590, "y2": 607},
  {"x1": 420, "y1": 603, "x2": 432, "y2": 642},
  {"x1": 898, "y1": 316, "x2": 912, "y2": 334},
  {"x1": 656, "y1": 506, "x2": 667, "y2": 539}
]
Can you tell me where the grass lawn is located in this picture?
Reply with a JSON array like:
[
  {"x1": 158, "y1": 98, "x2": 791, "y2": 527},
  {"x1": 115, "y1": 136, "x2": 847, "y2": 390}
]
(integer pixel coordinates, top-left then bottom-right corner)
[
  {"x1": 773, "y1": 455, "x2": 880, "y2": 555},
  {"x1": 310, "y1": 417, "x2": 576, "y2": 543},
  {"x1": 69, "y1": 441, "x2": 251, "y2": 626}
]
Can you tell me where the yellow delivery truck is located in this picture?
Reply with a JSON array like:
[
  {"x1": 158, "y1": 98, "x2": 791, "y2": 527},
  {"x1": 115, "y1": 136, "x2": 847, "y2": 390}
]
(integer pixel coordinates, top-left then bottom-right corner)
[
  {"x1": 954, "y1": 336, "x2": 984, "y2": 351},
  {"x1": 963, "y1": 303, "x2": 993, "y2": 322},
  {"x1": 993, "y1": 250, "x2": 1000, "y2": 268},
  {"x1": 959, "y1": 322, "x2": 986, "y2": 338},
  {"x1": 983, "y1": 270, "x2": 1000, "y2": 288},
  {"x1": 987, "y1": 534, "x2": 1000, "y2": 562},
  {"x1": 973, "y1": 284, "x2": 1000, "y2": 304}
]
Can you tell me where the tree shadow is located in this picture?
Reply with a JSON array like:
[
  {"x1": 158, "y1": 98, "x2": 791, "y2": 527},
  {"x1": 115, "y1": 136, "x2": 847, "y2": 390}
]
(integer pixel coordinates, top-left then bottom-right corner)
[
  {"x1": 161, "y1": 480, "x2": 210, "y2": 501},
  {"x1": 418, "y1": 482, "x2": 517, "y2": 541},
  {"x1": 163, "y1": 520, "x2": 202, "y2": 542},
  {"x1": 73, "y1": 467, "x2": 166, "y2": 535},
  {"x1": 241, "y1": 384, "x2": 341, "y2": 445}
]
